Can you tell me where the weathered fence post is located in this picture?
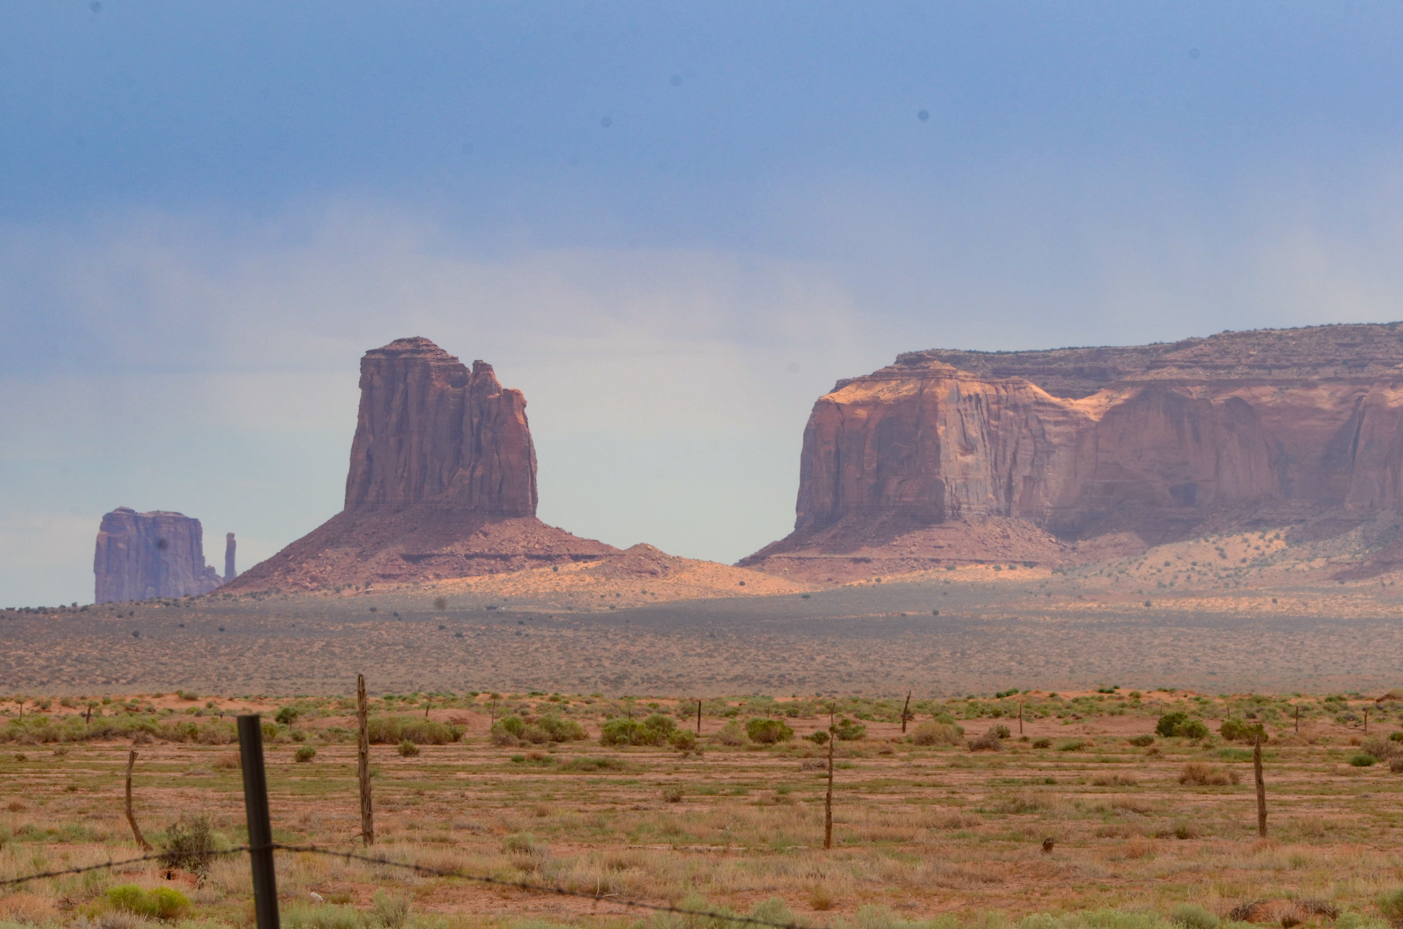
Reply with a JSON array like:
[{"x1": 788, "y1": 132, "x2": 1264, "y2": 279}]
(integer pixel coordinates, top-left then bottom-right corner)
[
  {"x1": 901, "y1": 691, "x2": 912, "y2": 734},
  {"x1": 1019, "y1": 701, "x2": 1024, "y2": 736},
  {"x1": 237, "y1": 715, "x2": 280, "y2": 929},
  {"x1": 1295, "y1": 704, "x2": 1300, "y2": 734},
  {"x1": 696, "y1": 699, "x2": 702, "y2": 736},
  {"x1": 357, "y1": 674, "x2": 374, "y2": 846},
  {"x1": 1364, "y1": 707, "x2": 1369, "y2": 735},
  {"x1": 1253, "y1": 732, "x2": 1267, "y2": 838},
  {"x1": 824, "y1": 706, "x2": 835, "y2": 850},
  {"x1": 124, "y1": 750, "x2": 152, "y2": 851}
]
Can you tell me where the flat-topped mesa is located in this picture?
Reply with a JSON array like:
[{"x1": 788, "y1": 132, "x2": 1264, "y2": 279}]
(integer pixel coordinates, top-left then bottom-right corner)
[
  {"x1": 94, "y1": 508, "x2": 223, "y2": 603},
  {"x1": 344, "y1": 337, "x2": 538, "y2": 515},
  {"x1": 743, "y1": 322, "x2": 1403, "y2": 581}
]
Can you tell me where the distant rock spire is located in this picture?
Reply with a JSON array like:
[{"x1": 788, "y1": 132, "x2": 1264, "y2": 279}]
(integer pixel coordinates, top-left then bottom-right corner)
[{"x1": 224, "y1": 532, "x2": 236, "y2": 582}]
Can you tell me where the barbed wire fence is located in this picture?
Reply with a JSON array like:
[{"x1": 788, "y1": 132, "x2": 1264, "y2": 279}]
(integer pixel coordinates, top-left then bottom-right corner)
[{"x1": 0, "y1": 715, "x2": 831, "y2": 929}]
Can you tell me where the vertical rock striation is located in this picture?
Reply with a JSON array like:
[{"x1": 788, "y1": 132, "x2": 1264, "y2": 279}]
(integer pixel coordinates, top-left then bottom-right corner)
[
  {"x1": 94, "y1": 508, "x2": 223, "y2": 603},
  {"x1": 744, "y1": 323, "x2": 1403, "y2": 580},
  {"x1": 344, "y1": 337, "x2": 537, "y2": 514}
]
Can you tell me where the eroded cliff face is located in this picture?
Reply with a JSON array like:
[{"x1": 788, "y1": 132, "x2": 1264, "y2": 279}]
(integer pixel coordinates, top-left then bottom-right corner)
[
  {"x1": 344, "y1": 337, "x2": 537, "y2": 515},
  {"x1": 94, "y1": 508, "x2": 223, "y2": 603},
  {"x1": 747, "y1": 323, "x2": 1403, "y2": 578},
  {"x1": 228, "y1": 338, "x2": 619, "y2": 593}
]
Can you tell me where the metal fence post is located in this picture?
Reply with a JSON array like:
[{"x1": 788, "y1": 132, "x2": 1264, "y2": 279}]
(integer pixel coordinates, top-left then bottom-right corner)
[{"x1": 237, "y1": 715, "x2": 280, "y2": 929}]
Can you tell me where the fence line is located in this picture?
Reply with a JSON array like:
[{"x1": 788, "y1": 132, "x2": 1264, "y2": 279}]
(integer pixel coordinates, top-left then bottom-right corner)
[{"x1": 1, "y1": 842, "x2": 831, "y2": 929}]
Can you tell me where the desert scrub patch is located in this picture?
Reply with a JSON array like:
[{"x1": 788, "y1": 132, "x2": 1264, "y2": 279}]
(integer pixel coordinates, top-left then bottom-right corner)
[
  {"x1": 294, "y1": 745, "x2": 317, "y2": 763},
  {"x1": 911, "y1": 720, "x2": 964, "y2": 746},
  {"x1": 1156, "y1": 712, "x2": 1210, "y2": 740},
  {"x1": 97, "y1": 884, "x2": 192, "y2": 921},
  {"x1": 1170, "y1": 903, "x2": 1220, "y2": 929},
  {"x1": 745, "y1": 718, "x2": 794, "y2": 744},
  {"x1": 1178, "y1": 762, "x2": 1240, "y2": 786},
  {"x1": 366, "y1": 715, "x2": 461, "y2": 745},
  {"x1": 601, "y1": 714, "x2": 675, "y2": 747}
]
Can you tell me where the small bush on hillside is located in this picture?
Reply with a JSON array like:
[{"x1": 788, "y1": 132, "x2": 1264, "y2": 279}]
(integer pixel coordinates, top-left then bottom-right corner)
[
  {"x1": 668, "y1": 729, "x2": 699, "y2": 752},
  {"x1": 1350, "y1": 753, "x2": 1377, "y2": 767},
  {"x1": 397, "y1": 739, "x2": 420, "y2": 757},
  {"x1": 491, "y1": 716, "x2": 526, "y2": 746},
  {"x1": 1362, "y1": 735, "x2": 1395, "y2": 759},
  {"x1": 1032, "y1": 737, "x2": 1052, "y2": 749},
  {"x1": 294, "y1": 745, "x2": 317, "y2": 763},
  {"x1": 805, "y1": 730, "x2": 829, "y2": 745},
  {"x1": 1128, "y1": 734, "x2": 1155, "y2": 747},
  {"x1": 274, "y1": 706, "x2": 300, "y2": 726},
  {"x1": 714, "y1": 720, "x2": 748, "y2": 746},
  {"x1": 536, "y1": 715, "x2": 587, "y2": 742},
  {"x1": 746, "y1": 718, "x2": 794, "y2": 745},
  {"x1": 911, "y1": 720, "x2": 964, "y2": 746},
  {"x1": 1220, "y1": 718, "x2": 1265, "y2": 742}
]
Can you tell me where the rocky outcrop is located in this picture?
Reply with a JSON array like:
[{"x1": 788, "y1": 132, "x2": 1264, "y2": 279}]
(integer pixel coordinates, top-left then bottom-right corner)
[
  {"x1": 227, "y1": 338, "x2": 621, "y2": 593},
  {"x1": 744, "y1": 323, "x2": 1403, "y2": 579},
  {"x1": 224, "y1": 533, "x2": 236, "y2": 583},
  {"x1": 344, "y1": 337, "x2": 537, "y2": 515},
  {"x1": 94, "y1": 508, "x2": 223, "y2": 603}
]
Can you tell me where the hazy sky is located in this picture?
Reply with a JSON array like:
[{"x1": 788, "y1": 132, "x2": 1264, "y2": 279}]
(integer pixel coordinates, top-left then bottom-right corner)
[{"x1": 5, "y1": 2, "x2": 1403, "y2": 606}]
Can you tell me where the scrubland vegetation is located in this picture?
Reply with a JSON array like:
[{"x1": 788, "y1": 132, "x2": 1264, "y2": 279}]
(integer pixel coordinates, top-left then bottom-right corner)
[{"x1": 4, "y1": 688, "x2": 1403, "y2": 929}]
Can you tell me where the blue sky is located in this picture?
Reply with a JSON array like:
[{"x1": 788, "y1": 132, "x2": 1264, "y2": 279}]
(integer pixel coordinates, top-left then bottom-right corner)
[{"x1": 4, "y1": 2, "x2": 1403, "y2": 605}]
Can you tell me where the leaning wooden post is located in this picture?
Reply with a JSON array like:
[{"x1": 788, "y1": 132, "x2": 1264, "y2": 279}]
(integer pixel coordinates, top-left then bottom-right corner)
[
  {"x1": 824, "y1": 706, "x2": 835, "y2": 850},
  {"x1": 696, "y1": 699, "x2": 702, "y2": 736},
  {"x1": 124, "y1": 750, "x2": 152, "y2": 851},
  {"x1": 1019, "y1": 701, "x2": 1024, "y2": 736},
  {"x1": 1364, "y1": 707, "x2": 1369, "y2": 735},
  {"x1": 901, "y1": 691, "x2": 912, "y2": 734},
  {"x1": 357, "y1": 674, "x2": 374, "y2": 847},
  {"x1": 1253, "y1": 732, "x2": 1267, "y2": 838}
]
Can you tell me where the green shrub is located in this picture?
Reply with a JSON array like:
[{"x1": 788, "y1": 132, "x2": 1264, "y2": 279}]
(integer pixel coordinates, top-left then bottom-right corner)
[
  {"x1": 491, "y1": 716, "x2": 525, "y2": 746},
  {"x1": 601, "y1": 714, "x2": 675, "y2": 747},
  {"x1": 745, "y1": 718, "x2": 795, "y2": 745},
  {"x1": 1379, "y1": 888, "x2": 1403, "y2": 926},
  {"x1": 668, "y1": 729, "x2": 699, "y2": 752},
  {"x1": 1156, "y1": 712, "x2": 1209, "y2": 739},
  {"x1": 294, "y1": 745, "x2": 317, "y2": 763},
  {"x1": 1128, "y1": 734, "x2": 1155, "y2": 747},
  {"x1": 714, "y1": 719, "x2": 748, "y2": 746},
  {"x1": 1350, "y1": 753, "x2": 1377, "y2": 767},
  {"x1": 1032, "y1": 737, "x2": 1052, "y2": 749},
  {"x1": 105, "y1": 884, "x2": 192, "y2": 920},
  {"x1": 1058, "y1": 740, "x2": 1088, "y2": 752},
  {"x1": 160, "y1": 815, "x2": 217, "y2": 879},
  {"x1": 833, "y1": 718, "x2": 867, "y2": 741},
  {"x1": 1220, "y1": 718, "x2": 1265, "y2": 742},
  {"x1": 366, "y1": 715, "x2": 462, "y2": 745},
  {"x1": 536, "y1": 715, "x2": 587, "y2": 742},
  {"x1": 397, "y1": 740, "x2": 420, "y2": 757},
  {"x1": 275, "y1": 706, "x2": 300, "y2": 726},
  {"x1": 911, "y1": 720, "x2": 964, "y2": 746}
]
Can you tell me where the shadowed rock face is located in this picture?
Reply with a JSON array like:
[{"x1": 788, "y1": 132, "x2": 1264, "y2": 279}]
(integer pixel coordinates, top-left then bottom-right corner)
[
  {"x1": 745, "y1": 323, "x2": 1403, "y2": 576},
  {"x1": 344, "y1": 337, "x2": 537, "y2": 515},
  {"x1": 94, "y1": 508, "x2": 223, "y2": 603}
]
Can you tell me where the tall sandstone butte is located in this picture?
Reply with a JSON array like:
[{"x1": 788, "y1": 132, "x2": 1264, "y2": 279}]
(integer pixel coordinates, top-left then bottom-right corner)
[
  {"x1": 743, "y1": 322, "x2": 1403, "y2": 580},
  {"x1": 94, "y1": 508, "x2": 224, "y2": 603},
  {"x1": 227, "y1": 337, "x2": 615, "y2": 592}
]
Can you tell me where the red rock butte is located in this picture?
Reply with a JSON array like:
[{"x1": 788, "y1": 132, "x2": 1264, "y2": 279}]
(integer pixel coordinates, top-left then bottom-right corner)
[
  {"x1": 742, "y1": 322, "x2": 1403, "y2": 581},
  {"x1": 227, "y1": 338, "x2": 617, "y2": 592}
]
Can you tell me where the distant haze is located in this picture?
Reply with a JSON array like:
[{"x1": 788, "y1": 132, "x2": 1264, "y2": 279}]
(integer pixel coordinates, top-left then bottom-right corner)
[{"x1": 4, "y1": 3, "x2": 1403, "y2": 605}]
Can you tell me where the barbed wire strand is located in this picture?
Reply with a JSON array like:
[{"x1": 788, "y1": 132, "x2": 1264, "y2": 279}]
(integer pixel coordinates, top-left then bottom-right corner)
[
  {"x1": 272, "y1": 843, "x2": 826, "y2": 929},
  {"x1": 0, "y1": 842, "x2": 828, "y2": 929},
  {"x1": 0, "y1": 847, "x2": 250, "y2": 889}
]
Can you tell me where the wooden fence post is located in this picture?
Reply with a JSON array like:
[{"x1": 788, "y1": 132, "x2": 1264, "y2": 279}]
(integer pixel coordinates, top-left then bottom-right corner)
[
  {"x1": 901, "y1": 691, "x2": 912, "y2": 734},
  {"x1": 1295, "y1": 705, "x2": 1300, "y2": 734},
  {"x1": 357, "y1": 674, "x2": 374, "y2": 846},
  {"x1": 1019, "y1": 701, "x2": 1024, "y2": 736},
  {"x1": 1253, "y1": 732, "x2": 1267, "y2": 838},
  {"x1": 124, "y1": 750, "x2": 152, "y2": 851},
  {"x1": 696, "y1": 699, "x2": 702, "y2": 736},
  {"x1": 824, "y1": 706, "x2": 835, "y2": 850},
  {"x1": 237, "y1": 715, "x2": 280, "y2": 929}
]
